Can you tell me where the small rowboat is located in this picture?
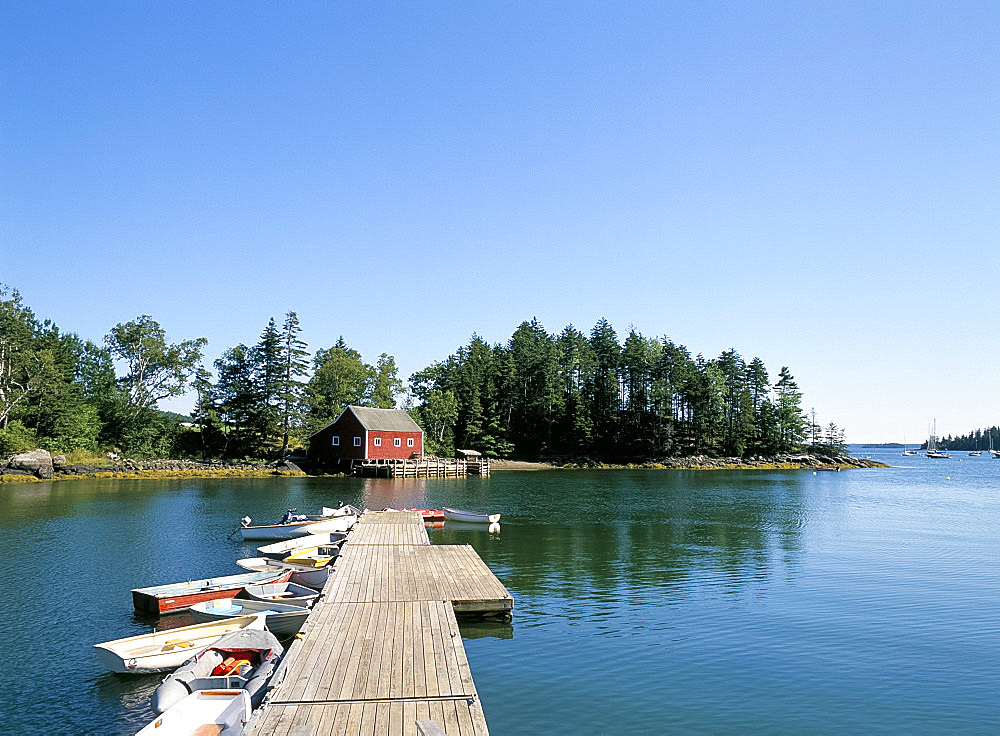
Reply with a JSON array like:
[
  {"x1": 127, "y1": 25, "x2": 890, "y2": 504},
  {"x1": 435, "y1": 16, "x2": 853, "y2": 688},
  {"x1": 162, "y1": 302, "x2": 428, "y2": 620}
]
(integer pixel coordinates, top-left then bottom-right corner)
[
  {"x1": 281, "y1": 544, "x2": 339, "y2": 588},
  {"x1": 136, "y1": 689, "x2": 250, "y2": 736},
  {"x1": 191, "y1": 599, "x2": 310, "y2": 638},
  {"x1": 239, "y1": 544, "x2": 339, "y2": 572},
  {"x1": 257, "y1": 531, "x2": 347, "y2": 560},
  {"x1": 238, "y1": 581, "x2": 319, "y2": 608},
  {"x1": 132, "y1": 569, "x2": 293, "y2": 615},
  {"x1": 239, "y1": 507, "x2": 358, "y2": 541},
  {"x1": 94, "y1": 614, "x2": 266, "y2": 674},
  {"x1": 442, "y1": 507, "x2": 501, "y2": 524},
  {"x1": 236, "y1": 555, "x2": 335, "y2": 590},
  {"x1": 383, "y1": 507, "x2": 446, "y2": 521},
  {"x1": 151, "y1": 629, "x2": 283, "y2": 713}
]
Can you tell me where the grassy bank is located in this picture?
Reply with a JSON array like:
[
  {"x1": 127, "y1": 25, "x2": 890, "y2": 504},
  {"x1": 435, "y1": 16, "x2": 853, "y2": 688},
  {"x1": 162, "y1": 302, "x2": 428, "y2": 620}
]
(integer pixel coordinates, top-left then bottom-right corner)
[{"x1": 0, "y1": 468, "x2": 308, "y2": 483}]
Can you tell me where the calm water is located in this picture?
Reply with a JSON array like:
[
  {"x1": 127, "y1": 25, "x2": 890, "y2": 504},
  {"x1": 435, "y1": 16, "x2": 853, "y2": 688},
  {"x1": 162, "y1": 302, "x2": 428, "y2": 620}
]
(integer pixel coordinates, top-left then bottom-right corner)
[{"x1": 2, "y1": 450, "x2": 999, "y2": 734}]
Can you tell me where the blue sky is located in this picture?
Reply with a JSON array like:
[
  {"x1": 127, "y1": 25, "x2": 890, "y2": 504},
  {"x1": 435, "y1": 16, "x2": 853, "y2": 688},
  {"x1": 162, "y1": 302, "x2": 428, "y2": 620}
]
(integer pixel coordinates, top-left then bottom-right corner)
[{"x1": 2, "y1": 1, "x2": 998, "y2": 443}]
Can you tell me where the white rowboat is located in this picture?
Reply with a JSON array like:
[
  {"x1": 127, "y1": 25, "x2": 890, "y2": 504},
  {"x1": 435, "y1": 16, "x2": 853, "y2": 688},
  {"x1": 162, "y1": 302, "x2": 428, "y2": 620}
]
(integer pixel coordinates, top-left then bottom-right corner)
[
  {"x1": 236, "y1": 557, "x2": 333, "y2": 590},
  {"x1": 257, "y1": 531, "x2": 347, "y2": 560},
  {"x1": 239, "y1": 581, "x2": 319, "y2": 608},
  {"x1": 442, "y1": 507, "x2": 501, "y2": 524},
  {"x1": 191, "y1": 599, "x2": 310, "y2": 638},
  {"x1": 94, "y1": 615, "x2": 266, "y2": 674},
  {"x1": 239, "y1": 513, "x2": 356, "y2": 540},
  {"x1": 136, "y1": 689, "x2": 250, "y2": 736},
  {"x1": 239, "y1": 507, "x2": 357, "y2": 541}
]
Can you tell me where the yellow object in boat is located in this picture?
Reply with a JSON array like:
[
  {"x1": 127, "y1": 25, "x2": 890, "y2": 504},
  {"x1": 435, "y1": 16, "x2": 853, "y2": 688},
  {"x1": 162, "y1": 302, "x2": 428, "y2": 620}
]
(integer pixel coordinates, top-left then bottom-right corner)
[{"x1": 283, "y1": 546, "x2": 335, "y2": 568}]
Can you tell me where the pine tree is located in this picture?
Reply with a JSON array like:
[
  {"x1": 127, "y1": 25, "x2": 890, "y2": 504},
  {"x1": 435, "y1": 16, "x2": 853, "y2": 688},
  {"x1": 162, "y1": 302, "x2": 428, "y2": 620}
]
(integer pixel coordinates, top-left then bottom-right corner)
[
  {"x1": 508, "y1": 319, "x2": 560, "y2": 457},
  {"x1": 746, "y1": 357, "x2": 771, "y2": 454},
  {"x1": 657, "y1": 339, "x2": 696, "y2": 453},
  {"x1": 555, "y1": 325, "x2": 595, "y2": 456},
  {"x1": 620, "y1": 329, "x2": 662, "y2": 458},
  {"x1": 278, "y1": 312, "x2": 310, "y2": 454},
  {"x1": 254, "y1": 318, "x2": 282, "y2": 448},
  {"x1": 589, "y1": 318, "x2": 621, "y2": 454},
  {"x1": 774, "y1": 366, "x2": 806, "y2": 452},
  {"x1": 214, "y1": 344, "x2": 260, "y2": 457},
  {"x1": 689, "y1": 356, "x2": 725, "y2": 454}
]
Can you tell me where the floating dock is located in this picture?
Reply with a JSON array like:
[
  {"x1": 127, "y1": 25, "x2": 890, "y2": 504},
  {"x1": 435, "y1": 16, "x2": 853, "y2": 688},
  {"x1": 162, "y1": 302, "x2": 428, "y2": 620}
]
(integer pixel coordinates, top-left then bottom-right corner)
[{"x1": 246, "y1": 511, "x2": 512, "y2": 735}]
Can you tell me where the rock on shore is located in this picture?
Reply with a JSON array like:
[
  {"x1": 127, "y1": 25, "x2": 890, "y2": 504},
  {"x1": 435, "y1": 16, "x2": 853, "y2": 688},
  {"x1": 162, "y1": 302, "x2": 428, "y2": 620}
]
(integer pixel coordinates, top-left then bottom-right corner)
[
  {"x1": 6, "y1": 449, "x2": 54, "y2": 479},
  {"x1": 1, "y1": 449, "x2": 305, "y2": 481},
  {"x1": 553, "y1": 453, "x2": 886, "y2": 470}
]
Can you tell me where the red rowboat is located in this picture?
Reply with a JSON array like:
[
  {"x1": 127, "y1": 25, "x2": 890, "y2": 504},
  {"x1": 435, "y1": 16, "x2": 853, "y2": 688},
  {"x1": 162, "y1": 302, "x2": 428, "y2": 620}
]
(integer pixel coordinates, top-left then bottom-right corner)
[
  {"x1": 382, "y1": 507, "x2": 446, "y2": 521},
  {"x1": 132, "y1": 568, "x2": 293, "y2": 615}
]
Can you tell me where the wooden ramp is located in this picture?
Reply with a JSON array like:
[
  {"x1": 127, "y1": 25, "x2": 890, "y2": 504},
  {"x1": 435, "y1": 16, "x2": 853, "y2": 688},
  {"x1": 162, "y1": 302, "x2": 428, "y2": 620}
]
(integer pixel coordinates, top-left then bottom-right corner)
[{"x1": 247, "y1": 511, "x2": 512, "y2": 736}]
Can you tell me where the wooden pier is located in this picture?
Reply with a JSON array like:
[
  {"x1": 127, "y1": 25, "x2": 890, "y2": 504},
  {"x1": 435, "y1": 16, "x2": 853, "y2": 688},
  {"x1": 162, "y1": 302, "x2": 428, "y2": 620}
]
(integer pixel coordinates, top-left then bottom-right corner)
[
  {"x1": 354, "y1": 458, "x2": 490, "y2": 479},
  {"x1": 246, "y1": 511, "x2": 512, "y2": 736}
]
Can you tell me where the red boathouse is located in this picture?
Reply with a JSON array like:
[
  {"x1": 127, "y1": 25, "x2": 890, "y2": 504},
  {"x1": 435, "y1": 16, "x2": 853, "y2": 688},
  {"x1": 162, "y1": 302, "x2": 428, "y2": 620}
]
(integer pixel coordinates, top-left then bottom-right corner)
[{"x1": 308, "y1": 406, "x2": 424, "y2": 468}]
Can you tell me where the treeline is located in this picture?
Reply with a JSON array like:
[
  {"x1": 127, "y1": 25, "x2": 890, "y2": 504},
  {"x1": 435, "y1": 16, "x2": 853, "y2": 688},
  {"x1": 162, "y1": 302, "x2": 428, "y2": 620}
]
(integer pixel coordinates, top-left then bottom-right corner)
[
  {"x1": 408, "y1": 318, "x2": 843, "y2": 460},
  {"x1": 1, "y1": 284, "x2": 844, "y2": 462},
  {"x1": 922, "y1": 427, "x2": 1000, "y2": 451},
  {"x1": 0, "y1": 284, "x2": 400, "y2": 459}
]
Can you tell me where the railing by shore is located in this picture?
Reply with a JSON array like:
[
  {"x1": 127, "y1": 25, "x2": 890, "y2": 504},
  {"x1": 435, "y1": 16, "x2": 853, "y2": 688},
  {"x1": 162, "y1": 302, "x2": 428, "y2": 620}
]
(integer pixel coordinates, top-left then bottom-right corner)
[{"x1": 353, "y1": 457, "x2": 491, "y2": 478}]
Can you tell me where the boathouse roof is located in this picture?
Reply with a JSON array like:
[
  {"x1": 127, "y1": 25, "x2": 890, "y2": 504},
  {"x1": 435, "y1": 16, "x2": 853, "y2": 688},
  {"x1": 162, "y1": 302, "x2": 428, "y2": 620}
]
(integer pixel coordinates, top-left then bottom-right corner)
[{"x1": 310, "y1": 406, "x2": 422, "y2": 436}]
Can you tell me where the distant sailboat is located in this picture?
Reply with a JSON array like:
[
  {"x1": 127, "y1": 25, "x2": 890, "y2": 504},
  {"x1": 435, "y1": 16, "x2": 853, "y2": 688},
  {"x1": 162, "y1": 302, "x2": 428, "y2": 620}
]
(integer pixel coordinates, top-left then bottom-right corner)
[
  {"x1": 926, "y1": 420, "x2": 950, "y2": 459},
  {"x1": 901, "y1": 434, "x2": 916, "y2": 456}
]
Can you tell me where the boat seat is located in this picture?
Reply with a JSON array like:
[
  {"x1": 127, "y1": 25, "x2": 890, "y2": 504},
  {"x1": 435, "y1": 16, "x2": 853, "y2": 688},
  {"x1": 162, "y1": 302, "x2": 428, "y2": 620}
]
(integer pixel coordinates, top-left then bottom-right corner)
[{"x1": 192, "y1": 726, "x2": 224, "y2": 736}]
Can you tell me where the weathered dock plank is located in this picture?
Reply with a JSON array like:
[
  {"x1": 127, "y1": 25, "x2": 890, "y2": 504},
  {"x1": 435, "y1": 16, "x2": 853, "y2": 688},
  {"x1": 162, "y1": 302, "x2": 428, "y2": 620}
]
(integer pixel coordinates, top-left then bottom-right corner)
[
  {"x1": 326, "y1": 545, "x2": 513, "y2": 614},
  {"x1": 247, "y1": 511, "x2": 509, "y2": 736}
]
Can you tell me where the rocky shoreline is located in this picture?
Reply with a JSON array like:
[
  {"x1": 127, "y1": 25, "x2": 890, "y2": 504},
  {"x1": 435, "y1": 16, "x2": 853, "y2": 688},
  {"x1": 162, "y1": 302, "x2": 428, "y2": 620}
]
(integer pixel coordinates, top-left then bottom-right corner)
[
  {"x1": 553, "y1": 453, "x2": 887, "y2": 470},
  {"x1": 0, "y1": 449, "x2": 306, "y2": 482},
  {"x1": 1, "y1": 448, "x2": 886, "y2": 483},
  {"x1": 492, "y1": 454, "x2": 888, "y2": 471}
]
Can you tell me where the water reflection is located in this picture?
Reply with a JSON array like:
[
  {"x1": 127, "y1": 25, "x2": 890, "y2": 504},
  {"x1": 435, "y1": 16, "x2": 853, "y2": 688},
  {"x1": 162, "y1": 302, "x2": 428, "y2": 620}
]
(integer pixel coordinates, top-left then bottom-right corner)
[
  {"x1": 457, "y1": 620, "x2": 514, "y2": 640},
  {"x1": 0, "y1": 468, "x2": 889, "y2": 735},
  {"x1": 439, "y1": 470, "x2": 810, "y2": 606}
]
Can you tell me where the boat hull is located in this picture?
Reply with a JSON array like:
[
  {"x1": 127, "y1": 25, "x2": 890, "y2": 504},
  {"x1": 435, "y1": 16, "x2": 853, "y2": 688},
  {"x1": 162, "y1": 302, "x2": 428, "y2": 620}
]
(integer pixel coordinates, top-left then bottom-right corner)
[
  {"x1": 235, "y1": 556, "x2": 334, "y2": 590},
  {"x1": 239, "y1": 514, "x2": 356, "y2": 540},
  {"x1": 136, "y1": 690, "x2": 250, "y2": 736},
  {"x1": 257, "y1": 531, "x2": 347, "y2": 560},
  {"x1": 94, "y1": 615, "x2": 266, "y2": 674},
  {"x1": 383, "y1": 507, "x2": 446, "y2": 521},
  {"x1": 132, "y1": 569, "x2": 293, "y2": 615},
  {"x1": 442, "y1": 507, "x2": 501, "y2": 524},
  {"x1": 290, "y1": 566, "x2": 332, "y2": 590},
  {"x1": 191, "y1": 599, "x2": 309, "y2": 638},
  {"x1": 239, "y1": 519, "x2": 326, "y2": 541},
  {"x1": 239, "y1": 581, "x2": 318, "y2": 608},
  {"x1": 151, "y1": 629, "x2": 283, "y2": 713}
]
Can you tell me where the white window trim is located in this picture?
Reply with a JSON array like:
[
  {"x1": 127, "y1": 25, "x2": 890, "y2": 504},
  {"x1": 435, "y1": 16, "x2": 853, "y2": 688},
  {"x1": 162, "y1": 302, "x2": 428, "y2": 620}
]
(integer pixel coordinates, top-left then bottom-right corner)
[
  {"x1": 374, "y1": 437, "x2": 382, "y2": 446},
  {"x1": 394, "y1": 438, "x2": 401, "y2": 447},
  {"x1": 332, "y1": 436, "x2": 339, "y2": 446},
  {"x1": 407, "y1": 438, "x2": 414, "y2": 447},
  {"x1": 354, "y1": 436, "x2": 361, "y2": 447}
]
